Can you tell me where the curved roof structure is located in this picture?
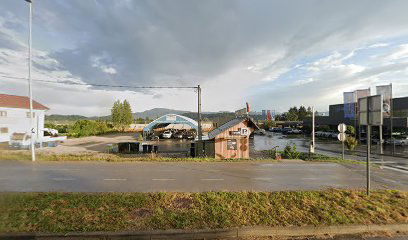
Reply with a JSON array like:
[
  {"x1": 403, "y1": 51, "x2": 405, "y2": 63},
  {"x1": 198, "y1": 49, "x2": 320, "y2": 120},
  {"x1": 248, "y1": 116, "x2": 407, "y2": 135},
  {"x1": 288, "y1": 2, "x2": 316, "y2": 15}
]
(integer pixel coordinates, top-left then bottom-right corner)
[{"x1": 143, "y1": 114, "x2": 198, "y2": 132}]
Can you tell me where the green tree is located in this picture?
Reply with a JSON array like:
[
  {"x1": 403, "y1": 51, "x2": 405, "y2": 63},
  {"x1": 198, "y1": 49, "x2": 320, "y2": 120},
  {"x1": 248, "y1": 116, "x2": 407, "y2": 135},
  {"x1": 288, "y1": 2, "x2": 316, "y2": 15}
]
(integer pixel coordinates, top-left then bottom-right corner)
[
  {"x1": 298, "y1": 106, "x2": 308, "y2": 121},
  {"x1": 111, "y1": 100, "x2": 134, "y2": 131},
  {"x1": 287, "y1": 107, "x2": 299, "y2": 121},
  {"x1": 111, "y1": 100, "x2": 122, "y2": 129},
  {"x1": 122, "y1": 100, "x2": 134, "y2": 130}
]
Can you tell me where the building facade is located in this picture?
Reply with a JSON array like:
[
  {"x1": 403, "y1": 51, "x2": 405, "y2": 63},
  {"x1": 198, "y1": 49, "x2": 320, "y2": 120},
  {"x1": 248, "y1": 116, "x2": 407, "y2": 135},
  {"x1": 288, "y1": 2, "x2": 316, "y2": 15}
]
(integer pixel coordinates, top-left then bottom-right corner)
[
  {"x1": 0, "y1": 94, "x2": 49, "y2": 143},
  {"x1": 304, "y1": 96, "x2": 408, "y2": 130}
]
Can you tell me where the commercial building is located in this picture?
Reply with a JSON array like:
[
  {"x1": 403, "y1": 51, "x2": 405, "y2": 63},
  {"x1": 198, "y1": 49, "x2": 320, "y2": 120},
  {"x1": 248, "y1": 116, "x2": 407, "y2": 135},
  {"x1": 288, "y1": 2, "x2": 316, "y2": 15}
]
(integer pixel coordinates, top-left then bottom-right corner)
[
  {"x1": 304, "y1": 96, "x2": 408, "y2": 131},
  {"x1": 0, "y1": 94, "x2": 49, "y2": 143}
]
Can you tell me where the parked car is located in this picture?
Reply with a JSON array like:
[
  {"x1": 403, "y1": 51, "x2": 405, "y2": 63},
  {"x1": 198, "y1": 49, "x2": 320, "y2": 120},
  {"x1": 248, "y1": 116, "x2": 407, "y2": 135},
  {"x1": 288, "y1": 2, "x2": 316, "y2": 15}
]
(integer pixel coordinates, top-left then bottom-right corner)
[
  {"x1": 387, "y1": 135, "x2": 408, "y2": 146},
  {"x1": 269, "y1": 127, "x2": 282, "y2": 132},
  {"x1": 254, "y1": 129, "x2": 266, "y2": 135},
  {"x1": 173, "y1": 131, "x2": 184, "y2": 139},
  {"x1": 281, "y1": 127, "x2": 292, "y2": 134},
  {"x1": 161, "y1": 130, "x2": 172, "y2": 139},
  {"x1": 288, "y1": 129, "x2": 302, "y2": 134}
]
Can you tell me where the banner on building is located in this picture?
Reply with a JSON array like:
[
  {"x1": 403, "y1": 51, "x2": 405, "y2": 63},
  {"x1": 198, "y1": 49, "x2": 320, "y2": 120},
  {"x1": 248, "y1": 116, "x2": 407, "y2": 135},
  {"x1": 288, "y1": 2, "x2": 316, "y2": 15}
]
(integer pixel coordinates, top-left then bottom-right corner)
[
  {"x1": 344, "y1": 92, "x2": 355, "y2": 119},
  {"x1": 376, "y1": 84, "x2": 392, "y2": 117},
  {"x1": 354, "y1": 88, "x2": 371, "y2": 101},
  {"x1": 267, "y1": 110, "x2": 272, "y2": 121}
]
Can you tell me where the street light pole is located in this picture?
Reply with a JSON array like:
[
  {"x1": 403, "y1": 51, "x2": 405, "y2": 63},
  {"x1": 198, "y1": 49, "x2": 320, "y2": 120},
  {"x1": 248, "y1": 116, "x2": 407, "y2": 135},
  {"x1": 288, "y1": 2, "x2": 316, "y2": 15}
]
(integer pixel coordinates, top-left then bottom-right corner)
[{"x1": 26, "y1": 0, "x2": 35, "y2": 161}]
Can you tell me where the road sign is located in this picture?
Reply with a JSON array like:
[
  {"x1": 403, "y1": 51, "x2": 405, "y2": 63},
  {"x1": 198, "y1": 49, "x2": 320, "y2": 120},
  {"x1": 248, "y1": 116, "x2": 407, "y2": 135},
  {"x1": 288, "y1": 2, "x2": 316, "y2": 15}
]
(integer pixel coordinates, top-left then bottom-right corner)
[
  {"x1": 337, "y1": 133, "x2": 346, "y2": 142},
  {"x1": 358, "y1": 95, "x2": 383, "y2": 126},
  {"x1": 337, "y1": 123, "x2": 347, "y2": 133}
]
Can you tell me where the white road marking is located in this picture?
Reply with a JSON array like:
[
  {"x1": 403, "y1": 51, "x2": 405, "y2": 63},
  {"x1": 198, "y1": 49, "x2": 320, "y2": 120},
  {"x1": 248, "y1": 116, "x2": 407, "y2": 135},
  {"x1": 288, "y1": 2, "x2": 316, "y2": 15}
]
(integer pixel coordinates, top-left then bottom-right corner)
[
  {"x1": 152, "y1": 178, "x2": 176, "y2": 181},
  {"x1": 382, "y1": 166, "x2": 408, "y2": 174},
  {"x1": 201, "y1": 178, "x2": 224, "y2": 181},
  {"x1": 52, "y1": 178, "x2": 75, "y2": 181},
  {"x1": 103, "y1": 178, "x2": 127, "y2": 181},
  {"x1": 302, "y1": 177, "x2": 320, "y2": 180},
  {"x1": 252, "y1": 177, "x2": 276, "y2": 180}
]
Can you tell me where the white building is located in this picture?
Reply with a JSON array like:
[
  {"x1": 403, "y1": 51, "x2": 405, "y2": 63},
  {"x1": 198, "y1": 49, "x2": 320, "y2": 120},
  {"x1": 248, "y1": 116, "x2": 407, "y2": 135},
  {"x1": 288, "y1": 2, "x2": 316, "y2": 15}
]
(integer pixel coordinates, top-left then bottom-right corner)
[{"x1": 0, "y1": 94, "x2": 49, "y2": 143}]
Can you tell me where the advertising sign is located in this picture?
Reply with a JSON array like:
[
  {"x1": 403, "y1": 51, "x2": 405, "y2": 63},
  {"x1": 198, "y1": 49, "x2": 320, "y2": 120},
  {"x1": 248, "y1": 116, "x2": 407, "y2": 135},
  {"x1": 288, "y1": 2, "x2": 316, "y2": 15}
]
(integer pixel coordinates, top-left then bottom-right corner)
[
  {"x1": 355, "y1": 88, "x2": 371, "y2": 101},
  {"x1": 376, "y1": 84, "x2": 392, "y2": 117},
  {"x1": 227, "y1": 139, "x2": 237, "y2": 150},
  {"x1": 343, "y1": 92, "x2": 355, "y2": 119}
]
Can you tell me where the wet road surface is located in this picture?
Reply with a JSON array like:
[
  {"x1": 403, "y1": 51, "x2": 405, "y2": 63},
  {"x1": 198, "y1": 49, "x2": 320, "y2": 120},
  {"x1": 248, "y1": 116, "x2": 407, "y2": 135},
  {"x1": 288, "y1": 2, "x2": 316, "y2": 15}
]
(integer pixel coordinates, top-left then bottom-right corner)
[{"x1": 0, "y1": 160, "x2": 406, "y2": 192}]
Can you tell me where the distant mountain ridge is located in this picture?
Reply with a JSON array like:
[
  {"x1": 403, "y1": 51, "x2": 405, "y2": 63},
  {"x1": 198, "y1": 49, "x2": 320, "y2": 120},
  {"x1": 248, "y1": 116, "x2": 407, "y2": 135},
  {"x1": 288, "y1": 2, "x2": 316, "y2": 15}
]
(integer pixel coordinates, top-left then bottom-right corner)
[{"x1": 46, "y1": 108, "x2": 261, "y2": 126}]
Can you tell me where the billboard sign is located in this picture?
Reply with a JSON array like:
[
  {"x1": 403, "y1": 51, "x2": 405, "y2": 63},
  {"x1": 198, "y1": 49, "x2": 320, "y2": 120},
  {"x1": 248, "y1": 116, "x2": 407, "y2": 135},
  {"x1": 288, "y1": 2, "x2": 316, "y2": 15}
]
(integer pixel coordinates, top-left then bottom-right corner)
[
  {"x1": 358, "y1": 95, "x2": 383, "y2": 126},
  {"x1": 343, "y1": 92, "x2": 355, "y2": 119},
  {"x1": 376, "y1": 84, "x2": 392, "y2": 117}
]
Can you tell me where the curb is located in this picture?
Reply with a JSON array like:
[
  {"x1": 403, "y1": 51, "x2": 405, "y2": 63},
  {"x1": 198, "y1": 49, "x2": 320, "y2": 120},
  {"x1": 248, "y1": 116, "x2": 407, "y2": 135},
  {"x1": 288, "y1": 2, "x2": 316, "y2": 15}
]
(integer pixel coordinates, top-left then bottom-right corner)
[{"x1": 1, "y1": 224, "x2": 407, "y2": 240}]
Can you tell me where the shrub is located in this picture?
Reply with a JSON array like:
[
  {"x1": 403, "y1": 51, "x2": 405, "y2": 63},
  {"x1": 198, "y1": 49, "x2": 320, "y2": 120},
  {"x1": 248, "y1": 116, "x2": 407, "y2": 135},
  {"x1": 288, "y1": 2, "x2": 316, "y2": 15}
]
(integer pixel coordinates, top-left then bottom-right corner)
[
  {"x1": 345, "y1": 136, "x2": 358, "y2": 151},
  {"x1": 346, "y1": 125, "x2": 356, "y2": 136},
  {"x1": 281, "y1": 143, "x2": 300, "y2": 159},
  {"x1": 67, "y1": 120, "x2": 113, "y2": 137}
]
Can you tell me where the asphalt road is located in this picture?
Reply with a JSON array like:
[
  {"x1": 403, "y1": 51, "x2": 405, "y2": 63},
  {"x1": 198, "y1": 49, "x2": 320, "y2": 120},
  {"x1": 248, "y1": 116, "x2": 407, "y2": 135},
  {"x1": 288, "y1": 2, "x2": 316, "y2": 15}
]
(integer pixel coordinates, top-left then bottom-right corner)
[{"x1": 0, "y1": 160, "x2": 407, "y2": 192}]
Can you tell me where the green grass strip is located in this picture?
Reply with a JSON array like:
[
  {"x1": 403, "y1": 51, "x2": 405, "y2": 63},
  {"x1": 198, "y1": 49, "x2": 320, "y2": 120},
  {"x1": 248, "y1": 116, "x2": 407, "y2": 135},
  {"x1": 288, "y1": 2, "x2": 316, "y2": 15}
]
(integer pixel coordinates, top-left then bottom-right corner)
[{"x1": 1, "y1": 190, "x2": 407, "y2": 233}]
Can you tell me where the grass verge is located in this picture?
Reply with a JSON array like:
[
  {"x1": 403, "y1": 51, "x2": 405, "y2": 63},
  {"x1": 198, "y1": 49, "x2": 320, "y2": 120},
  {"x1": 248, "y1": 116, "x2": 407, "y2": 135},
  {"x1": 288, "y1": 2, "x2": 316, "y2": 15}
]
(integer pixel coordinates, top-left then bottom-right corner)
[
  {"x1": 0, "y1": 150, "x2": 277, "y2": 163},
  {"x1": 0, "y1": 190, "x2": 407, "y2": 233}
]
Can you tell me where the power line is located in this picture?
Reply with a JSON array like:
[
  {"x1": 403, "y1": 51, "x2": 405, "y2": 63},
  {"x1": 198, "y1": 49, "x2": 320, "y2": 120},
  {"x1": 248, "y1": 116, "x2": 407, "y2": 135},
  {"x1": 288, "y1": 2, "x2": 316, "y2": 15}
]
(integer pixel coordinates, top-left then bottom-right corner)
[{"x1": 0, "y1": 75, "x2": 198, "y2": 89}]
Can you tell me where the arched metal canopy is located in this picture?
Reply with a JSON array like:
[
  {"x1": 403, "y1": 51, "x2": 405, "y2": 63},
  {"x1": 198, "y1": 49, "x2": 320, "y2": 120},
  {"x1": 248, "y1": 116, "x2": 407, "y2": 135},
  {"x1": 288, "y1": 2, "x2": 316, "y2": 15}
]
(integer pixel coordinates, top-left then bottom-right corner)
[{"x1": 143, "y1": 114, "x2": 198, "y2": 133}]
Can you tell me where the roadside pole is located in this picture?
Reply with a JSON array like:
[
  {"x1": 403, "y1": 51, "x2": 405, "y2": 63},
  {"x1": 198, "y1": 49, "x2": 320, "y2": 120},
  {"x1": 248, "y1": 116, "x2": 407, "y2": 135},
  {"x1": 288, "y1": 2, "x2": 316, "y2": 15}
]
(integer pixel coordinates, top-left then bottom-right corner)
[
  {"x1": 366, "y1": 125, "x2": 371, "y2": 195},
  {"x1": 26, "y1": 0, "x2": 35, "y2": 162},
  {"x1": 310, "y1": 107, "x2": 315, "y2": 155},
  {"x1": 337, "y1": 123, "x2": 346, "y2": 161},
  {"x1": 197, "y1": 85, "x2": 202, "y2": 157}
]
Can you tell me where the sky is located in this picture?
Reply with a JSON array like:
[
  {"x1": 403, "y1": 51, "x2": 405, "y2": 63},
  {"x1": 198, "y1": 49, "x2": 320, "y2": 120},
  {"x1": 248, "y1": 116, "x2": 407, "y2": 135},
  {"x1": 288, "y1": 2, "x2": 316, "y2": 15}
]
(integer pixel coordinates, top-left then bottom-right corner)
[{"x1": 1, "y1": 0, "x2": 408, "y2": 116}]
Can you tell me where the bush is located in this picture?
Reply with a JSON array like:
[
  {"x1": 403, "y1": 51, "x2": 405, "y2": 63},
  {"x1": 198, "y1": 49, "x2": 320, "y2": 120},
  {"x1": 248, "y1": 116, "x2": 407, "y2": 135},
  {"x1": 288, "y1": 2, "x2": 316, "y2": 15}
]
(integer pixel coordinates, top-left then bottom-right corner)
[
  {"x1": 346, "y1": 125, "x2": 356, "y2": 136},
  {"x1": 67, "y1": 120, "x2": 114, "y2": 137},
  {"x1": 345, "y1": 136, "x2": 358, "y2": 151},
  {"x1": 281, "y1": 143, "x2": 300, "y2": 159}
]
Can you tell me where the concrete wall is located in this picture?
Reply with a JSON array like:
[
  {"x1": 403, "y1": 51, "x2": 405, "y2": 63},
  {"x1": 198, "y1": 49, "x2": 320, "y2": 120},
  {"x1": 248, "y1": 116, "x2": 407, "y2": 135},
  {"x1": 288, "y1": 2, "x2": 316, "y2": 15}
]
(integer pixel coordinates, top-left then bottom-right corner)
[{"x1": 0, "y1": 107, "x2": 45, "y2": 143}]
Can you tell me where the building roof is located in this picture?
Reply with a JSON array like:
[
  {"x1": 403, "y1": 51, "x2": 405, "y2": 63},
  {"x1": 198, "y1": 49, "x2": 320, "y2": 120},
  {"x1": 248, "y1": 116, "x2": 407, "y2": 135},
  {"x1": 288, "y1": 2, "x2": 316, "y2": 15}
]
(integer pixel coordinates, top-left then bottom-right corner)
[
  {"x1": 0, "y1": 94, "x2": 49, "y2": 110},
  {"x1": 207, "y1": 116, "x2": 260, "y2": 139}
]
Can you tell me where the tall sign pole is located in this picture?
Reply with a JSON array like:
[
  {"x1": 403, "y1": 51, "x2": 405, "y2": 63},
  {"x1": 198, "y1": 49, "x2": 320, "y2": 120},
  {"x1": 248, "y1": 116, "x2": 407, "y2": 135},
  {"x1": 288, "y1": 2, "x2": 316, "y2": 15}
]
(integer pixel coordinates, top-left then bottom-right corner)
[
  {"x1": 359, "y1": 95, "x2": 382, "y2": 196},
  {"x1": 26, "y1": 0, "x2": 35, "y2": 162},
  {"x1": 366, "y1": 98, "x2": 371, "y2": 195}
]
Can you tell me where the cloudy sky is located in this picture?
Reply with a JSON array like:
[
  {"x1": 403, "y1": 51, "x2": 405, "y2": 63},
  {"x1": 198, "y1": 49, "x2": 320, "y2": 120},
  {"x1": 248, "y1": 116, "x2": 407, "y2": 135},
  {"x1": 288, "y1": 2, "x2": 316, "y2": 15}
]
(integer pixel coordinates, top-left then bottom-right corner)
[{"x1": 1, "y1": 0, "x2": 408, "y2": 116}]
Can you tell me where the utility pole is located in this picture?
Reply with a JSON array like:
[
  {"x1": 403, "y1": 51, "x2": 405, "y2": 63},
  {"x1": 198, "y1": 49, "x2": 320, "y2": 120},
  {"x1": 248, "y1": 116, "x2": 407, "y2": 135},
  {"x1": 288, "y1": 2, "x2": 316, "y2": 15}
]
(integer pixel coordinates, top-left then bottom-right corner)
[
  {"x1": 26, "y1": 0, "x2": 35, "y2": 162},
  {"x1": 197, "y1": 85, "x2": 202, "y2": 157},
  {"x1": 310, "y1": 106, "x2": 315, "y2": 154}
]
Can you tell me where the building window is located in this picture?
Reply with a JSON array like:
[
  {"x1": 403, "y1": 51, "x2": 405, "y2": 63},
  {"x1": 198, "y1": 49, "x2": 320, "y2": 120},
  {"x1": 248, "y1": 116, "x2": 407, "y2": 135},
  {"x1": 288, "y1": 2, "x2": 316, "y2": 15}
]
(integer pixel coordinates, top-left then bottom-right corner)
[
  {"x1": 26, "y1": 112, "x2": 35, "y2": 118},
  {"x1": 0, "y1": 111, "x2": 6, "y2": 117},
  {"x1": 0, "y1": 127, "x2": 8, "y2": 134}
]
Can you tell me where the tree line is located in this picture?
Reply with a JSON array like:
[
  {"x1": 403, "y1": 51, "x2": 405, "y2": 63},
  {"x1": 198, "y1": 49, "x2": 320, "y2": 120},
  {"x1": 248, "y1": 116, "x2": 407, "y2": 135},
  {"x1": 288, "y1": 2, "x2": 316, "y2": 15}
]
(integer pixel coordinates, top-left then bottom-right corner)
[{"x1": 275, "y1": 106, "x2": 313, "y2": 121}]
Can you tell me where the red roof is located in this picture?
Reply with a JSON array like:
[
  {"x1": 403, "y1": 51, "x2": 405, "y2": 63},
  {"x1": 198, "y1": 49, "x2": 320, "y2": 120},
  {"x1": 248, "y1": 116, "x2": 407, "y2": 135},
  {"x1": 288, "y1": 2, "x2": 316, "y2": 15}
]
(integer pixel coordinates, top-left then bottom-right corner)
[{"x1": 0, "y1": 94, "x2": 49, "y2": 110}]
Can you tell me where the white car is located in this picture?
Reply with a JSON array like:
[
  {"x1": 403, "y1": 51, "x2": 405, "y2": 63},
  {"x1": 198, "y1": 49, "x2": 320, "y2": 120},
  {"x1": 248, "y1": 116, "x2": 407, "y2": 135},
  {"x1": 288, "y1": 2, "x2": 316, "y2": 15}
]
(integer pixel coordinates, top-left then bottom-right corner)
[
  {"x1": 392, "y1": 136, "x2": 408, "y2": 146},
  {"x1": 162, "y1": 130, "x2": 172, "y2": 139}
]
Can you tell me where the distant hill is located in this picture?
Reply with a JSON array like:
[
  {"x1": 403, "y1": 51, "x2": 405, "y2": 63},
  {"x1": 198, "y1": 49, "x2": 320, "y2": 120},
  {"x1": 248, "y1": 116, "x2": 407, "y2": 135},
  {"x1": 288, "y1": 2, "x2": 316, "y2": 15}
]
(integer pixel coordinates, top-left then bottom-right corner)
[
  {"x1": 133, "y1": 108, "x2": 189, "y2": 119},
  {"x1": 46, "y1": 108, "x2": 237, "y2": 126}
]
